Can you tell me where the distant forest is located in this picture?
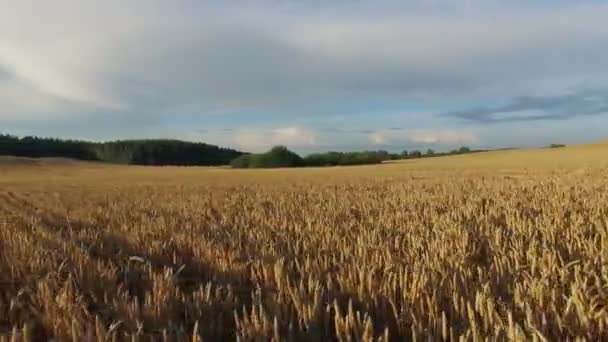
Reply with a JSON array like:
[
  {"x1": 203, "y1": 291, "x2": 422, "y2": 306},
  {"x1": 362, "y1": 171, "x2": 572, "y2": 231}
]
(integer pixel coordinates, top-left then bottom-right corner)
[
  {"x1": 0, "y1": 134, "x2": 244, "y2": 166},
  {"x1": 231, "y1": 145, "x2": 481, "y2": 168},
  {"x1": 0, "y1": 134, "x2": 485, "y2": 168}
]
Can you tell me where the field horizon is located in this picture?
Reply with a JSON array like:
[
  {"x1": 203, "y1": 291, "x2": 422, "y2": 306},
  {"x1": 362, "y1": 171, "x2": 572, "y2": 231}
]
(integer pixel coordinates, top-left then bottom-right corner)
[
  {"x1": 2, "y1": 139, "x2": 607, "y2": 184},
  {"x1": 2, "y1": 140, "x2": 607, "y2": 340}
]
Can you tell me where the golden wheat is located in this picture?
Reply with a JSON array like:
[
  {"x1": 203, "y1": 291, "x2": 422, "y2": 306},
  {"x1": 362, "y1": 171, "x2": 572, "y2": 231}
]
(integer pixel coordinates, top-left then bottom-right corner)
[{"x1": 1, "y1": 144, "x2": 608, "y2": 341}]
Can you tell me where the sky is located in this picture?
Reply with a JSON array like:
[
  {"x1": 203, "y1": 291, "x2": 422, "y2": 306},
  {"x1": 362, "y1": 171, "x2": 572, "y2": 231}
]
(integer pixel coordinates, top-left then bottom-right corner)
[{"x1": 1, "y1": 0, "x2": 607, "y2": 153}]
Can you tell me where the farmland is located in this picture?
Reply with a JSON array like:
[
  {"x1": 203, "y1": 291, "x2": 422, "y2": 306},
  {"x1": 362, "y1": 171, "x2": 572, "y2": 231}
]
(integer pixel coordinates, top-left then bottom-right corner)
[{"x1": 1, "y1": 142, "x2": 608, "y2": 341}]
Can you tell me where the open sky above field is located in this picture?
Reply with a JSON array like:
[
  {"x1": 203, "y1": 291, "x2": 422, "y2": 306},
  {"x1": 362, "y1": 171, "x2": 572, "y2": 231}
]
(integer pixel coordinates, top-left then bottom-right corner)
[{"x1": 1, "y1": 0, "x2": 608, "y2": 153}]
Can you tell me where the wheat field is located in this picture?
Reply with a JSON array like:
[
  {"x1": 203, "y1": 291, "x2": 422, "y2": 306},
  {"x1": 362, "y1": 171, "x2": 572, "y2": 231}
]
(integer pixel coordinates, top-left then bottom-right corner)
[{"x1": 1, "y1": 143, "x2": 608, "y2": 341}]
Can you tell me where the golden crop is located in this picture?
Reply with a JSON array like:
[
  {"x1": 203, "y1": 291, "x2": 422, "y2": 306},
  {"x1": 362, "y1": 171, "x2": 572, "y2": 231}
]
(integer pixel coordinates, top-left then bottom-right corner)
[{"x1": 1, "y1": 143, "x2": 608, "y2": 341}]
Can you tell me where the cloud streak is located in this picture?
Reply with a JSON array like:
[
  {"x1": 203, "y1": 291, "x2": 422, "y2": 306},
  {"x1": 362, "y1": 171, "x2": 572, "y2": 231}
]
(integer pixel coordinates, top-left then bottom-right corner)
[{"x1": 442, "y1": 88, "x2": 608, "y2": 123}]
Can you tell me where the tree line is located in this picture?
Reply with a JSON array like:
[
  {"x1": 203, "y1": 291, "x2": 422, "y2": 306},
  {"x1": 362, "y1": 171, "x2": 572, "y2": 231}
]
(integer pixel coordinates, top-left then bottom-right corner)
[
  {"x1": 0, "y1": 134, "x2": 244, "y2": 166},
  {"x1": 1, "y1": 134, "x2": 480, "y2": 168},
  {"x1": 231, "y1": 145, "x2": 479, "y2": 168}
]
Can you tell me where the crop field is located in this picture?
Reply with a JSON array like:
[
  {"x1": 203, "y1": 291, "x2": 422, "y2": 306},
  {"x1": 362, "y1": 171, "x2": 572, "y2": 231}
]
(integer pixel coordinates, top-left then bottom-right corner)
[{"x1": 1, "y1": 143, "x2": 608, "y2": 341}]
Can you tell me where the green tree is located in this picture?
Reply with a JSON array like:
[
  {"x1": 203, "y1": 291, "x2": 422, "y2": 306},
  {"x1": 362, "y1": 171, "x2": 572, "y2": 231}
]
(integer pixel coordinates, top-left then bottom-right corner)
[
  {"x1": 0, "y1": 134, "x2": 244, "y2": 166},
  {"x1": 410, "y1": 150, "x2": 422, "y2": 158},
  {"x1": 230, "y1": 155, "x2": 252, "y2": 168},
  {"x1": 232, "y1": 146, "x2": 304, "y2": 168}
]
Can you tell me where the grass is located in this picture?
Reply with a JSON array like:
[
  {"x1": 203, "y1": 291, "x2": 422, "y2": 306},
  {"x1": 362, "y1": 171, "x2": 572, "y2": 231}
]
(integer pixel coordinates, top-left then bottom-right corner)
[{"x1": 1, "y1": 142, "x2": 608, "y2": 341}]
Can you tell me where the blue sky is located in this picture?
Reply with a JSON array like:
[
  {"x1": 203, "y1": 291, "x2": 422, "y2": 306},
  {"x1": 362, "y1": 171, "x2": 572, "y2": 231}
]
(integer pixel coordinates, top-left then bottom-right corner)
[{"x1": 1, "y1": 0, "x2": 607, "y2": 153}]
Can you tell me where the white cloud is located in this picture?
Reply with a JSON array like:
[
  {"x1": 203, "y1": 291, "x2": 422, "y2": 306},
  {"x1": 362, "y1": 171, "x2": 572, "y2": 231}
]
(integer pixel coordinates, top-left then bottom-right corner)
[
  {"x1": 408, "y1": 129, "x2": 479, "y2": 145},
  {"x1": 273, "y1": 127, "x2": 317, "y2": 146},
  {"x1": 369, "y1": 132, "x2": 387, "y2": 145},
  {"x1": 1, "y1": 1, "x2": 608, "y2": 124},
  {"x1": 235, "y1": 127, "x2": 317, "y2": 152},
  {"x1": 362, "y1": 128, "x2": 479, "y2": 148}
]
